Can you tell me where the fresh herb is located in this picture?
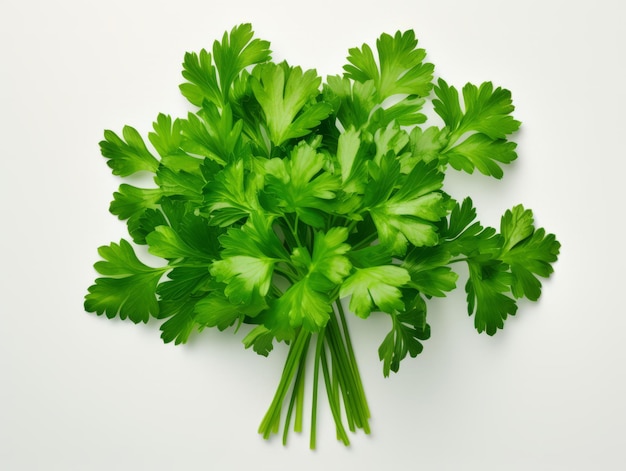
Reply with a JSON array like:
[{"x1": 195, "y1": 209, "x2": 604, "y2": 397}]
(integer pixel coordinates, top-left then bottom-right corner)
[{"x1": 85, "y1": 24, "x2": 560, "y2": 448}]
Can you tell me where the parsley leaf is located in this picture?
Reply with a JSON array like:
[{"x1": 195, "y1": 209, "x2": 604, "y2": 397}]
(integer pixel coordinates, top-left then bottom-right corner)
[
  {"x1": 433, "y1": 79, "x2": 521, "y2": 178},
  {"x1": 100, "y1": 126, "x2": 160, "y2": 176},
  {"x1": 378, "y1": 293, "x2": 430, "y2": 377},
  {"x1": 251, "y1": 62, "x2": 332, "y2": 147},
  {"x1": 368, "y1": 159, "x2": 447, "y2": 254},
  {"x1": 180, "y1": 23, "x2": 270, "y2": 108},
  {"x1": 340, "y1": 265, "x2": 410, "y2": 318},
  {"x1": 262, "y1": 140, "x2": 340, "y2": 227},
  {"x1": 85, "y1": 240, "x2": 167, "y2": 323},
  {"x1": 499, "y1": 206, "x2": 561, "y2": 301},
  {"x1": 345, "y1": 29, "x2": 434, "y2": 101}
]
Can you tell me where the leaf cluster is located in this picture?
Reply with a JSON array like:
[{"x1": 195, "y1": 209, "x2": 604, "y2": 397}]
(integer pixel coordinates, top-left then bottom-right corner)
[{"x1": 86, "y1": 24, "x2": 560, "y2": 381}]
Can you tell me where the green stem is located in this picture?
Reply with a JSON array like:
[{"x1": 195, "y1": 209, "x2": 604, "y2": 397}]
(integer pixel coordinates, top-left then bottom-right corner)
[
  {"x1": 258, "y1": 328, "x2": 310, "y2": 439},
  {"x1": 310, "y1": 331, "x2": 324, "y2": 449},
  {"x1": 282, "y1": 335, "x2": 309, "y2": 445},
  {"x1": 335, "y1": 301, "x2": 370, "y2": 420},
  {"x1": 258, "y1": 307, "x2": 371, "y2": 447},
  {"x1": 352, "y1": 231, "x2": 378, "y2": 250},
  {"x1": 448, "y1": 257, "x2": 469, "y2": 264},
  {"x1": 325, "y1": 314, "x2": 370, "y2": 432},
  {"x1": 283, "y1": 213, "x2": 303, "y2": 248},
  {"x1": 294, "y1": 358, "x2": 305, "y2": 433},
  {"x1": 320, "y1": 340, "x2": 350, "y2": 445}
]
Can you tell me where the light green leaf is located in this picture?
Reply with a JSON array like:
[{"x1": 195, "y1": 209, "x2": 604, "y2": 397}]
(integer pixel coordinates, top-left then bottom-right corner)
[
  {"x1": 344, "y1": 29, "x2": 434, "y2": 101},
  {"x1": 340, "y1": 266, "x2": 410, "y2": 318},
  {"x1": 100, "y1": 126, "x2": 159, "y2": 176},
  {"x1": 251, "y1": 62, "x2": 332, "y2": 146},
  {"x1": 369, "y1": 160, "x2": 447, "y2": 254},
  {"x1": 445, "y1": 134, "x2": 518, "y2": 179}
]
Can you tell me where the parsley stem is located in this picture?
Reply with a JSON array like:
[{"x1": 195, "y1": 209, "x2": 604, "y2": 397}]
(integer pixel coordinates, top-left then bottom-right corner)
[
  {"x1": 326, "y1": 315, "x2": 369, "y2": 432},
  {"x1": 310, "y1": 330, "x2": 324, "y2": 449},
  {"x1": 345, "y1": 219, "x2": 359, "y2": 234},
  {"x1": 283, "y1": 214, "x2": 303, "y2": 248},
  {"x1": 448, "y1": 257, "x2": 469, "y2": 264},
  {"x1": 325, "y1": 321, "x2": 356, "y2": 431},
  {"x1": 258, "y1": 304, "x2": 370, "y2": 447},
  {"x1": 335, "y1": 300, "x2": 371, "y2": 421},
  {"x1": 282, "y1": 337, "x2": 307, "y2": 445},
  {"x1": 320, "y1": 339, "x2": 350, "y2": 445},
  {"x1": 352, "y1": 231, "x2": 378, "y2": 250},
  {"x1": 259, "y1": 328, "x2": 310, "y2": 439},
  {"x1": 294, "y1": 358, "x2": 305, "y2": 433},
  {"x1": 312, "y1": 304, "x2": 370, "y2": 438}
]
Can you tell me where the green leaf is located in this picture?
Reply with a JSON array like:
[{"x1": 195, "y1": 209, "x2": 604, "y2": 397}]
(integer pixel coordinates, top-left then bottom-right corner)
[
  {"x1": 466, "y1": 259, "x2": 517, "y2": 335},
  {"x1": 401, "y1": 126, "x2": 448, "y2": 172},
  {"x1": 179, "y1": 112, "x2": 227, "y2": 165},
  {"x1": 335, "y1": 126, "x2": 369, "y2": 194},
  {"x1": 155, "y1": 266, "x2": 216, "y2": 344},
  {"x1": 109, "y1": 184, "x2": 162, "y2": 222},
  {"x1": 149, "y1": 114, "x2": 183, "y2": 157},
  {"x1": 156, "y1": 266, "x2": 214, "y2": 301},
  {"x1": 344, "y1": 29, "x2": 434, "y2": 101},
  {"x1": 373, "y1": 123, "x2": 409, "y2": 164},
  {"x1": 445, "y1": 134, "x2": 518, "y2": 179},
  {"x1": 500, "y1": 204, "x2": 536, "y2": 253},
  {"x1": 435, "y1": 79, "x2": 521, "y2": 140},
  {"x1": 180, "y1": 48, "x2": 221, "y2": 107},
  {"x1": 291, "y1": 226, "x2": 353, "y2": 287},
  {"x1": 251, "y1": 62, "x2": 332, "y2": 146},
  {"x1": 323, "y1": 75, "x2": 376, "y2": 130},
  {"x1": 369, "y1": 160, "x2": 447, "y2": 254},
  {"x1": 148, "y1": 113, "x2": 204, "y2": 173},
  {"x1": 210, "y1": 213, "x2": 287, "y2": 304},
  {"x1": 158, "y1": 297, "x2": 199, "y2": 345},
  {"x1": 180, "y1": 23, "x2": 270, "y2": 107},
  {"x1": 458, "y1": 81, "x2": 521, "y2": 139},
  {"x1": 442, "y1": 197, "x2": 501, "y2": 258},
  {"x1": 211, "y1": 256, "x2": 275, "y2": 305},
  {"x1": 378, "y1": 294, "x2": 430, "y2": 376},
  {"x1": 202, "y1": 159, "x2": 261, "y2": 226},
  {"x1": 340, "y1": 265, "x2": 410, "y2": 318},
  {"x1": 242, "y1": 325, "x2": 275, "y2": 356},
  {"x1": 126, "y1": 208, "x2": 169, "y2": 245},
  {"x1": 154, "y1": 167, "x2": 205, "y2": 202},
  {"x1": 403, "y1": 246, "x2": 458, "y2": 297},
  {"x1": 264, "y1": 227, "x2": 353, "y2": 334},
  {"x1": 262, "y1": 140, "x2": 340, "y2": 227},
  {"x1": 499, "y1": 206, "x2": 561, "y2": 300},
  {"x1": 180, "y1": 103, "x2": 246, "y2": 165},
  {"x1": 267, "y1": 277, "x2": 333, "y2": 333},
  {"x1": 146, "y1": 225, "x2": 215, "y2": 261},
  {"x1": 195, "y1": 292, "x2": 264, "y2": 331},
  {"x1": 84, "y1": 240, "x2": 166, "y2": 323},
  {"x1": 432, "y1": 79, "x2": 462, "y2": 130},
  {"x1": 308, "y1": 227, "x2": 353, "y2": 285},
  {"x1": 100, "y1": 126, "x2": 160, "y2": 176},
  {"x1": 143, "y1": 199, "x2": 222, "y2": 262},
  {"x1": 212, "y1": 23, "x2": 272, "y2": 104},
  {"x1": 434, "y1": 79, "x2": 521, "y2": 178},
  {"x1": 370, "y1": 95, "x2": 427, "y2": 128}
]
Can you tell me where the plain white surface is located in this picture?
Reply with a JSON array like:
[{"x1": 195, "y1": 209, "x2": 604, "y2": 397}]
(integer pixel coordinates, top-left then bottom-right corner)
[{"x1": 1, "y1": 0, "x2": 625, "y2": 469}]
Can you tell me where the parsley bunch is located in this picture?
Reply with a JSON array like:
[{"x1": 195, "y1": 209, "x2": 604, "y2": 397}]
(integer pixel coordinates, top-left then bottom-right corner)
[{"x1": 85, "y1": 24, "x2": 560, "y2": 448}]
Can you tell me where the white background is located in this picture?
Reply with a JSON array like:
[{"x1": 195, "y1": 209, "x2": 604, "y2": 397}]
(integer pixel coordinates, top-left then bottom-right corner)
[{"x1": 1, "y1": 0, "x2": 624, "y2": 469}]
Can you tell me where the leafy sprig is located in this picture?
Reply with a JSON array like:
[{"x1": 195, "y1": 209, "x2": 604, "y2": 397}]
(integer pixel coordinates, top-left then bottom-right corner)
[{"x1": 85, "y1": 24, "x2": 560, "y2": 448}]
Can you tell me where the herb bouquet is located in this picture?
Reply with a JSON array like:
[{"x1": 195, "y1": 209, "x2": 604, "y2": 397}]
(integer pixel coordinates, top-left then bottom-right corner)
[{"x1": 85, "y1": 24, "x2": 560, "y2": 448}]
